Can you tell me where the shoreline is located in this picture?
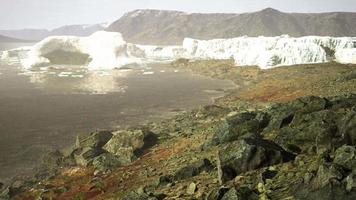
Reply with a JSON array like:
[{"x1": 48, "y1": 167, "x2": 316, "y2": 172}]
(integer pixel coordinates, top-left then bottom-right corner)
[{"x1": 4, "y1": 60, "x2": 356, "y2": 199}]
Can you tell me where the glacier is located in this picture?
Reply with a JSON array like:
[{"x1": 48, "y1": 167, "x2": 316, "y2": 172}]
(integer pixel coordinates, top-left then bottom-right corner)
[{"x1": 1, "y1": 31, "x2": 356, "y2": 70}]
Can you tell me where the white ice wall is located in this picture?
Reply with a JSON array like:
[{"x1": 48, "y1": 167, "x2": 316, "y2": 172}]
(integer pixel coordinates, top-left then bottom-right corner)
[{"x1": 3, "y1": 31, "x2": 356, "y2": 70}]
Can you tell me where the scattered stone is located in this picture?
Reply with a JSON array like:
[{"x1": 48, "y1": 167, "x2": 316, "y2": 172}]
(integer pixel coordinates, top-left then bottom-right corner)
[
  {"x1": 76, "y1": 130, "x2": 113, "y2": 149},
  {"x1": 205, "y1": 187, "x2": 229, "y2": 200},
  {"x1": 103, "y1": 129, "x2": 147, "y2": 165},
  {"x1": 187, "y1": 182, "x2": 197, "y2": 195},
  {"x1": 92, "y1": 153, "x2": 122, "y2": 172},
  {"x1": 315, "y1": 163, "x2": 344, "y2": 188},
  {"x1": 218, "y1": 136, "x2": 295, "y2": 183},
  {"x1": 207, "y1": 111, "x2": 269, "y2": 146},
  {"x1": 0, "y1": 187, "x2": 10, "y2": 200},
  {"x1": 261, "y1": 169, "x2": 278, "y2": 183},
  {"x1": 333, "y1": 145, "x2": 356, "y2": 170},
  {"x1": 73, "y1": 147, "x2": 103, "y2": 166},
  {"x1": 221, "y1": 187, "x2": 258, "y2": 200},
  {"x1": 174, "y1": 159, "x2": 214, "y2": 181},
  {"x1": 346, "y1": 170, "x2": 356, "y2": 192},
  {"x1": 41, "y1": 150, "x2": 63, "y2": 170}
]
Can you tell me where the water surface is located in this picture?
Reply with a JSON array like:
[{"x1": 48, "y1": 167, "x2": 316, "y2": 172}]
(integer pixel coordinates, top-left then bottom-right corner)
[{"x1": 0, "y1": 43, "x2": 235, "y2": 183}]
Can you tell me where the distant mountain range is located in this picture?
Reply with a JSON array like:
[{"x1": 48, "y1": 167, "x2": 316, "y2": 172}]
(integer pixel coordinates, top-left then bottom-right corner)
[
  {"x1": 0, "y1": 23, "x2": 107, "y2": 41},
  {"x1": 106, "y1": 8, "x2": 356, "y2": 45},
  {"x1": 0, "y1": 34, "x2": 31, "y2": 43}
]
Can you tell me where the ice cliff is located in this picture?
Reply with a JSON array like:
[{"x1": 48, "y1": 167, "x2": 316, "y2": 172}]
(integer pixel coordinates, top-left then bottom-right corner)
[{"x1": 2, "y1": 31, "x2": 356, "y2": 70}]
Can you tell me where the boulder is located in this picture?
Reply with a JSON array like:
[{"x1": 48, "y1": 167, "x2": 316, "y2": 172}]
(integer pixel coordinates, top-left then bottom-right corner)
[
  {"x1": 207, "y1": 112, "x2": 269, "y2": 146},
  {"x1": 333, "y1": 145, "x2": 356, "y2": 170},
  {"x1": 174, "y1": 159, "x2": 214, "y2": 181},
  {"x1": 103, "y1": 129, "x2": 146, "y2": 165},
  {"x1": 121, "y1": 190, "x2": 158, "y2": 200},
  {"x1": 218, "y1": 137, "x2": 295, "y2": 183},
  {"x1": 221, "y1": 187, "x2": 258, "y2": 200},
  {"x1": 346, "y1": 170, "x2": 356, "y2": 192},
  {"x1": 92, "y1": 153, "x2": 123, "y2": 172},
  {"x1": 186, "y1": 182, "x2": 197, "y2": 195},
  {"x1": 315, "y1": 163, "x2": 344, "y2": 188},
  {"x1": 264, "y1": 96, "x2": 327, "y2": 132},
  {"x1": 205, "y1": 187, "x2": 229, "y2": 200},
  {"x1": 339, "y1": 107, "x2": 356, "y2": 145},
  {"x1": 75, "y1": 130, "x2": 113, "y2": 149},
  {"x1": 73, "y1": 147, "x2": 104, "y2": 166},
  {"x1": 41, "y1": 150, "x2": 63, "y2": 170},
  {"x1": 273, "y1": 109, "x2": 340, "y2": 153}
]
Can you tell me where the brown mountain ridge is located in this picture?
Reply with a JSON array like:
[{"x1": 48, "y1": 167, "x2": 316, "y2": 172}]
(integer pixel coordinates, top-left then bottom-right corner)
[{"x1": 106, "y1": 8, "x2": 356, "y2": 45}]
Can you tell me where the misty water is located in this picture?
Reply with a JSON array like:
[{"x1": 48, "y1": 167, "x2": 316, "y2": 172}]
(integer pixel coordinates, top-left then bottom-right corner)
[{"x1": 0, "y1": 43, "x2": 235, "y2": 183}]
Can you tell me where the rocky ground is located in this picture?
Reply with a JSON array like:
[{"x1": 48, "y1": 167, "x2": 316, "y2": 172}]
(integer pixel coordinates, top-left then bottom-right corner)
[{"x1": 1, "y1": 60, "x2": 356, "y2": 200}]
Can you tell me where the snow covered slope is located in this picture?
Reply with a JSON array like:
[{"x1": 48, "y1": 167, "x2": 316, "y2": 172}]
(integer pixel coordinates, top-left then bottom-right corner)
[{"x1": 3, "y1": 31, "x2": 356, "y2": 70}]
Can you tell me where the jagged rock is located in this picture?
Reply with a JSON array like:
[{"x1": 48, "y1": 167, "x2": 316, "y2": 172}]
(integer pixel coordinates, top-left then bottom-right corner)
[
  {"x1": 218, "y1": 137, "x2": 295, "y2": 183},
  {"x1": 174, "y1": 159, "x2": 214, "y2": 181},
  {"x1": 187, "y1": 182, "x2": 197, "y2": 195},
  {"x1": 73, "y1": 147, "x2": 104, "y2": 166},
  {"x1": 156, "y1": 175, "x2": 174, "y2": 187},
  {"x1": 121, "y1": 190, "x2": 158, "y2": 200},
  {"x1": 346, "y1": 170, "x2": 356, "y2": 192},
  {"x1": 92, "y1": 153, "x2": 123, "y2": 172},
  {"x1": 205, "y1": 187, "x2": 229, "y2": 200},
  {"x1": 339, "y1": 106, "x2": 356, "y2": 145},
  {"x1": 264, "y1": 96, "x2": 327, "y2": 132},
  {"x1": 261, "y1": 169, "x2": 278, "y2": 183},
  {"x1": 76, "y1": 130, "x2": 113, "y2": 149},
  {"x1": 295, "y1": 182, "x2": 356, "y2": 200},
  {"x1": 328, "y1": 94, "x2": 356, "y2": 110},
  {"x1": 273, "y1": 109, "x2": 340, "y2": 153},
  {"x1": 221, "y1": 187, "x2": 258, "y2": 200},
  {"x1": 195, "y1": 105, "x2": 230, "y2": 119},
  {"x1": 103, "y1": 129, "x2": 146, "y2": 165},
  {"x1": 69, "y1": 131, "x2": 114, "y2": 166},
  {"x1": 41, "y1": 150, "x2": 63, "y2": 170},
  {"x1": 0, "y1": 187, "x2": 9, "y2": 200},
  {"x1": 333, "y1": 145, "x2": 356, "y2": 170},
  {"x1": 206, "y1": 112, "x2": 269, "y2": 147},
  {"x1": 315, "y1": 163, "x2": 344, "y2": 188}
]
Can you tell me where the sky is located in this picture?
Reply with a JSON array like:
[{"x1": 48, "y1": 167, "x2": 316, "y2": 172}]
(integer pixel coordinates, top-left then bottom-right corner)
[{"x1": 0, "y1": 0, "x2": 356, "y2": 30}]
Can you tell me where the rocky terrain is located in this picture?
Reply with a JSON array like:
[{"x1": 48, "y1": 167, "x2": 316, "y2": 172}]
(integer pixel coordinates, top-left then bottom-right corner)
[
  {"x1": 1, "y1": 60, "x2": 356, "y2": 200},
  {"x1": 107, "y1": 8, "x2": 356, "y2": 45}
]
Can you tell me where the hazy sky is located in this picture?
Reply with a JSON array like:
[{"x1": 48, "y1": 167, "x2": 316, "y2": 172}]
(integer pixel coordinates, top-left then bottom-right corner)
[{"x1": 1, "y1": 0, "x2": 356, "y2": 30}]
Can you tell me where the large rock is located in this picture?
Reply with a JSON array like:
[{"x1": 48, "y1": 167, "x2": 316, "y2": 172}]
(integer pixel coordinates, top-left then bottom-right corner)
[
  {"x1": 173, "y1": 159, "x2": 214, "y2": 181},
  {"x1": 315, "y1": 163, "x2": 344, "y2": 188},
  {"x1": 333, "y1": 145, "x2": 356, "y2": 170},
  {"x1": 338, "y1": 106, "x2": 356, "y2": 145},
  {"x1": 73, "y1": 147, "x2": 104, "y2": 166},
  {"x1": 264, "y1": 96, "x2": 327, "y2": 132},
  {"x1": 218, "y1": 137, "x2": 295, "y2": 183},
  {"x1": 205, "y1": 187, "x2": 229, "y2": 200},
  {"x1": 92, "y1": 153, "x2": 123, "y2": 172},
  {"x1": 75, "y1": 130, "x2": 113, "y2": 149},
  {"x1": 60, "y1": 131, "x2": 113, "y2": 166},
  {"x1": 207, "y1": 112, "x2": 270, "y2": 147},
  {"x1": 273, "y1": 109, "x2": 340, "y2": 153},
  {"x1": 103, "y1": 129, "x2": 156, "y2": 165},
  {"x1": 221, "y1": 187, "x2": 258, "y2": 200}
]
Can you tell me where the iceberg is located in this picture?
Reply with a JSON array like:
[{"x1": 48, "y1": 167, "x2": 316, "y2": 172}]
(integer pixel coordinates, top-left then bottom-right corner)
[
  {"x1": 23, "y1": 31, "x2": 143, "y2": 70},
  {"x1": 3, "y1": 31, "x2": 356, "y2": 70}
]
